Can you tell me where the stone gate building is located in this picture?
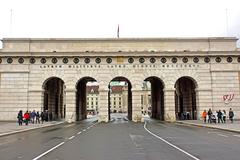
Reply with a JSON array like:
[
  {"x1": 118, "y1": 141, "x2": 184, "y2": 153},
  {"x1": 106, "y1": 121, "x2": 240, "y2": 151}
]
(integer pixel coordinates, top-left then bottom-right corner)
[{"x1": 0, "y1": 37, "x2": 239, "y2": 122}]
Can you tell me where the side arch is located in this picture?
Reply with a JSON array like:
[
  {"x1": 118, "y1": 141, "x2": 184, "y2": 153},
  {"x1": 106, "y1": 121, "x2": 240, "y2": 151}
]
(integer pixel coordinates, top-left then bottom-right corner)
[
  {"x1": 42, "y1": 76, "x2": 66, "y2": 120},
  {"x1": 174, "y1": 76, "x2": 198, "y2": 120}
]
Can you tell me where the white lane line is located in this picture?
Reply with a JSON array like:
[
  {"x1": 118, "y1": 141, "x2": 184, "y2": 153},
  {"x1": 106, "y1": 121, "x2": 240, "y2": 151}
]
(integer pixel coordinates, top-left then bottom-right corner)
[
  {"x1": 68, "y1": 136, "x2": 75, "y2": 140},
  {"x1": 233, "y1": 135, "x2": 240, "y2": 138},
  {"x1": 217, "y1": 134, "x2": 228, "y2": 137},
  {"x1": 77, "y1": 131, "x2": 82, "y2": 135},
  {"x1": 83, "y1": 129, "x2": 86, "y2": 132},
  {"x1": 87, "y1": 127, "x2": 90, "y2": 129},
  {"x1": 32, "y1": 142, "x2": 65, "y2": 160},
  {"x1": 144, "y1": 121, "x2": 200, "y2": 160}
]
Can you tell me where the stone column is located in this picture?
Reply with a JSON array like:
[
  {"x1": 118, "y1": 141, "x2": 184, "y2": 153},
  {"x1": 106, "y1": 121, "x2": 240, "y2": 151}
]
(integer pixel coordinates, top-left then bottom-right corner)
[
  {"x1": 164, "y1": 89, "x2": 176, "y2": 122},
  {"x1": 65, "y1": 89, "x2": 76, "y2": 123},
  {"x1": 132, "y1": 89, "x2": 142, "y2": 122},
  {"x1": 98, "y1": 89, "x2": 109, "y2": 122}
]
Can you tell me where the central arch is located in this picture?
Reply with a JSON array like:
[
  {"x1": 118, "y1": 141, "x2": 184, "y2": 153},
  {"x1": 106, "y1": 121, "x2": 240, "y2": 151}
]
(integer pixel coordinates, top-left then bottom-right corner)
[
  {"x1": 76, "y1": 77, "x2": 98, "y2": 121},
  {"x1": 108, "y1": 77, "x2": 132, "y2": 121},
  {"x1": 143, "y1": 76, "x2": 165, "y2": 120}
]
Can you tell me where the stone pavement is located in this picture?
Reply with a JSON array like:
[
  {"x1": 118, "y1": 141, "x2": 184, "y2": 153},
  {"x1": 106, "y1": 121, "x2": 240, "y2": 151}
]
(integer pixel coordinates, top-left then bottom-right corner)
[
  {"x1": 0, "y1": 121, "x2": 64, "y2": 137},
  {"x1": 176, "y1": 120, "x2": 240, "y2": 133}
]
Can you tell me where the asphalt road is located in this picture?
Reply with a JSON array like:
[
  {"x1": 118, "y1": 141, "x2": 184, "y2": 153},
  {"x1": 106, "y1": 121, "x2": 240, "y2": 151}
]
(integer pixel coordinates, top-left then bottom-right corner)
[{"x1": 1, "y1": 117, "x2": 240, "y2": 160}]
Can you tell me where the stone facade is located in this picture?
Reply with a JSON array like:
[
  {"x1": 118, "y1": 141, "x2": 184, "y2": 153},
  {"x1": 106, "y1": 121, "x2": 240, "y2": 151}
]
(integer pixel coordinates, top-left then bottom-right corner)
[{"x1": 0, "y1": 37, "x2": 240, "y2": 122}]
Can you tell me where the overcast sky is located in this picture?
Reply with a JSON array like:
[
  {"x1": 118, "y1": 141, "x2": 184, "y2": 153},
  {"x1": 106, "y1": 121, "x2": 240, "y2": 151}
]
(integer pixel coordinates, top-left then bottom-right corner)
[{"x1": 0, "y1": 0, "x2": 240, "y2": 46}]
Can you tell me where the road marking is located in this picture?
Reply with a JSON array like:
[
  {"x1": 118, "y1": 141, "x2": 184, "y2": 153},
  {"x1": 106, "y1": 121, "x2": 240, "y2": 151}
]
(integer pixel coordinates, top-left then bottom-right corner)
[
  {"x1": 68, "y1": 136, "x2": 75, "y2": 140},
  {"x1": 77, "y1": 131, "x2": 82, "y2": 135},
  {"x1": 83, "y1": 129, "x2": 86, "y2": 132},
  {"x1": 144, "y1": 121, "x2": 200, "y2": 160},
  {"x1": 32, "y1": 142, "x2": 65, "y2": 160},
  {"x1": 217, "y1": 134, "x2": 228, "y2": 137},
  {"x1": 87, "y1": 127, "x2": 90, "y2": 129}
]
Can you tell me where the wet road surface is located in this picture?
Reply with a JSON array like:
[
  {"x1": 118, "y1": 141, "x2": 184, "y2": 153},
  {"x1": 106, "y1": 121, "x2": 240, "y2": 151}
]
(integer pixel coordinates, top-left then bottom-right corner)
[{"x1": 1, "y1": 117, "x2": 240, "y2": 160}]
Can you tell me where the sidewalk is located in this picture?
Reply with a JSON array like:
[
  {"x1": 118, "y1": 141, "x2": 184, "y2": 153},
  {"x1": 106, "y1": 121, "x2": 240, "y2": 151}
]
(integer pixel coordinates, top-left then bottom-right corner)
[
  {"x1": 0, "y1": 121, "x2": 64, "y2": 137},
  {"x1": 176, "y1": 120, "x2": 240, "y2": 133}
]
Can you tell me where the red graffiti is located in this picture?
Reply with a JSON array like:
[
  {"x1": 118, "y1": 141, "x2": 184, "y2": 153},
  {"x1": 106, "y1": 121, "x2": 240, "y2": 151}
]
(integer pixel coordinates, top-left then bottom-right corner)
[{"x1": 223, "y1": 93, "x2": 234, "y2": 104}]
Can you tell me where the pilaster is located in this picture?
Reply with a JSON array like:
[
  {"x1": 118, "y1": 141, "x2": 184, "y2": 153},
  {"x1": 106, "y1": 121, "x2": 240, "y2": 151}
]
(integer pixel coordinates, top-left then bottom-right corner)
[
  {"x1": 98, "y1": 89, "x2": 109, "y2": 122},
  {"x1": 164, "y1": 89, "x2": 176, "y2": 121},
  {"x1": 132, "y1": 89, "x2": 142, "y2": 122},
  {"x1": 65, "y1": 89, "x2": 76, "y2": 123}
]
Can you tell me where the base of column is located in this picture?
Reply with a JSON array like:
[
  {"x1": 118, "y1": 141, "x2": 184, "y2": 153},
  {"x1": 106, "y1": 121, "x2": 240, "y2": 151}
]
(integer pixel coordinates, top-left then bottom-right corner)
[
  {"x1": 132, "y1": 113, "x2": 142, "y2": 122},
  {"x1": 65, "y1": 112, "x2": 76, "y2": 123},
  {"x1": 98, "y1": 115, "x2": 108, "y2": 122},
  {"x1": 164, "y1": 111, "x2": 176, "y2": 122}
]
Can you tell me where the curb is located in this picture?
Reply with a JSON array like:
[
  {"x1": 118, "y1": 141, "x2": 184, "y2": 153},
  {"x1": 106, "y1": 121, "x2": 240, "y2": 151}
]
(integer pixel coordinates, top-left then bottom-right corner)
[
  {"x1": 0, "y1": 122, "x2": 65, "y2": 137},
  {"x1": 175, "y1": 121, "x2": 240, "y2": 133}
]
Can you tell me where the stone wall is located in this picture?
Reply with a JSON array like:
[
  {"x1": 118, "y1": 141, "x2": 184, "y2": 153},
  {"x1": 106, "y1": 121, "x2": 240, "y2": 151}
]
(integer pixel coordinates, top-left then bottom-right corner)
[{"x1": 0, "y1": 38, "x2": 239, "y2": 122}]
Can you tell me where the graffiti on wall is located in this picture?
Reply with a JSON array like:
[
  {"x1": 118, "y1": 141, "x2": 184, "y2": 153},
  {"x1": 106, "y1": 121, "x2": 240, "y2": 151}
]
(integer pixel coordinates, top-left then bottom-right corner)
[{"x1": 222, "y1": 93, "x2": 234, "y2": 104}]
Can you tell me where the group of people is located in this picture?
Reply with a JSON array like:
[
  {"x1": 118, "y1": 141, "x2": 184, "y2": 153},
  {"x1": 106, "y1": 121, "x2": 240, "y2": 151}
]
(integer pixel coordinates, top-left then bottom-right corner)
[
  {"x1": 202, "y1": 108, "x2": 234, "y2": 124},
  {"x1": 17, "y1": 110, "x2": 51, "y2": 126}
]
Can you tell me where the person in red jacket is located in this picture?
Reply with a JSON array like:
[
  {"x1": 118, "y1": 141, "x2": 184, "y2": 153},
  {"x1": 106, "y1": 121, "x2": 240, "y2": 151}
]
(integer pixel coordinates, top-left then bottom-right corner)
[{"x1": 24, "y1": 111, "x2": 30, "y2": 125}]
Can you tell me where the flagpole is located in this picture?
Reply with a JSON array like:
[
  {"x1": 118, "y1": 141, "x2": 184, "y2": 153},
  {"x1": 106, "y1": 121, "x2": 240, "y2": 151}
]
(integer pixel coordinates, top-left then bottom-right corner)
[{"x1": 117, "y1": 24, "x2": 119, "y2": 38}]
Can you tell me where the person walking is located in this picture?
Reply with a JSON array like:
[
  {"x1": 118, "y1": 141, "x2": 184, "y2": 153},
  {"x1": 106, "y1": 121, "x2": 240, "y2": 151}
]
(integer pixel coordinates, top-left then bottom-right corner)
[
  {"x1": 207, "y1": 108, "x2": 213, "y2": 123},
  {"x1": 202, "y1": 110, "x2": 207, "y2": 123},
  {"x1": 222, "y1": 110, "x2": 226, "y2": 123},
  {"x1": 23, "y1": 111, "x2": 30, "y2": 125},
  {"x1": 36, "y1": 111, "x2": 40, "y2": 124},
  {"x1": 229, "y1": 108, "x2": 234, "y2": 123},
  {"x1": 17, "y1": 110, "x2": 23, "y2": 126},
  {"x1": 217, "y1": 110, "x2": 223, "y2": 123},
  {"x1": 31, "y1": 110, "x2": 36, "y2": 124},
  {"x1": 40, "y1": 111, "x2": 44, "y2": 124}
]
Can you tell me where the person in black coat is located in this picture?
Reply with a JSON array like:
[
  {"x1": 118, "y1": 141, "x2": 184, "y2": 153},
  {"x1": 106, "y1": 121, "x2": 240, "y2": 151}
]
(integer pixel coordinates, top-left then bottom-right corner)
[
  {"x1": 17, "y1": 110, "x2": 23, "y2": 126},
  {"x1": 217, "y1": 110, "x2": 223, "y2": 123}
]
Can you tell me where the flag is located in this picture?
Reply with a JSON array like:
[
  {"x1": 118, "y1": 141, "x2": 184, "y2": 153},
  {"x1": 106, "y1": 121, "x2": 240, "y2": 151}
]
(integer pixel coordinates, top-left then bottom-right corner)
[{"x1": 117, "y1": 24, "x2": 119, "y2": 38}]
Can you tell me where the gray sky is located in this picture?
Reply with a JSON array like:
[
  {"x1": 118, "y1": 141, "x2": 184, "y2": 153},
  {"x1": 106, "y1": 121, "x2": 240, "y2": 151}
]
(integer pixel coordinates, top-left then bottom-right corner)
[{"x1": 0, "y1": 0, "x2": 240, "y2": 46}]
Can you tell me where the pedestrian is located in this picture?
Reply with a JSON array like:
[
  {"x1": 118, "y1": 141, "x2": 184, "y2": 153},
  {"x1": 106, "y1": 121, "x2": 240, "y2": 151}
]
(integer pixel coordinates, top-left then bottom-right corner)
[
  {"x1": 40, "y1": 111, "x2": 44, "y2": 124},
  {"x1": 31, "y1": 110, "x2": 36, "y2": 124},
  {"x1": 44, "y1": 110, "x2": 49, "y2": 122},
  {"x1": 217, "y1": 110, "x2": 223, "y2": 123},
  {"x1": 222, "y1": 110, "x2": 226, "y2": 123},
  {"x1": 17, "y1": 110, "x2": 23, "y2": 126},
  {"x1": 36, "y1": 111, "x2": 40, "y2": 124},
  {"x1": 23, "y1": 111, "x2": 30, "y2": 125},
  {"x1": 207, "y1": 108, "x2": 213, "y2": 123},
  {"x1": 229, "y1": 108, "x2": 234, "y2": 123},
  {"x1": 202, "y1": 110, "x2": 207, "y2": 123}
]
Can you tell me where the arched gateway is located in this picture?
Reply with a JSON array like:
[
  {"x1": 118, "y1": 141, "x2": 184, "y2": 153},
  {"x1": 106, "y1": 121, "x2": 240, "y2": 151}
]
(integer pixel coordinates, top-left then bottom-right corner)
[{"x1": 0, "y1": 37, "x2": 240, "y2": 122}]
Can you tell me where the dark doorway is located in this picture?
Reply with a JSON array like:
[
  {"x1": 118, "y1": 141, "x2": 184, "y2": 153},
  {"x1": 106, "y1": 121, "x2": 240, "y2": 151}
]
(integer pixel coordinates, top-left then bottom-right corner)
[
  {"x1": 43, "y1": 77, "x2": 65, "y2": 120},
  {"x1": 175, "y1": 77, "x2": 197, "y2": 120},
  {"x1": 108, "y1": 77, "x2": 132, "y2": 121},
  {"x1": 144, "y1": 77, "x2": 164, "y2": 120}
]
